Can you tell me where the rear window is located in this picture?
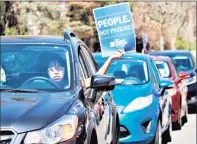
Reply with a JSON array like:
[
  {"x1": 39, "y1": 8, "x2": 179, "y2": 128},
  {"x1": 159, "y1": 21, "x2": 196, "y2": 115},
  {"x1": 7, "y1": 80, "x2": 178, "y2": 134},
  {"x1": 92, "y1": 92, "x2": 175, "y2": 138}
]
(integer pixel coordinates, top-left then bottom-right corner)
[
  {"x1": 155, "y1": 60, "x2": 171, "y2": 78},
  {"x1": 171, "y1": 55, "x2": 194, "y2": 72}
]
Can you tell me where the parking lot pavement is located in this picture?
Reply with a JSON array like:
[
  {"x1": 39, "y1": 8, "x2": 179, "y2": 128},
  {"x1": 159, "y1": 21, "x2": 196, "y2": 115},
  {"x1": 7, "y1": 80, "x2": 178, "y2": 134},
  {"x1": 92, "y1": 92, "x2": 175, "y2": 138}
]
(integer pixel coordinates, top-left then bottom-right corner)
[{"x1": 169, "y1": 108, "x2": 196, "y2": 144}]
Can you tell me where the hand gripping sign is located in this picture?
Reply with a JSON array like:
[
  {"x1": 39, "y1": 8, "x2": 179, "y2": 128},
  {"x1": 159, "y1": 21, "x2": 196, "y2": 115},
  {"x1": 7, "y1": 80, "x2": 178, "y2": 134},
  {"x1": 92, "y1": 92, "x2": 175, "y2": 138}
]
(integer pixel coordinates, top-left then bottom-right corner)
[{"x1": 93, "y1": 3, "x2": 136, "y2": 57}]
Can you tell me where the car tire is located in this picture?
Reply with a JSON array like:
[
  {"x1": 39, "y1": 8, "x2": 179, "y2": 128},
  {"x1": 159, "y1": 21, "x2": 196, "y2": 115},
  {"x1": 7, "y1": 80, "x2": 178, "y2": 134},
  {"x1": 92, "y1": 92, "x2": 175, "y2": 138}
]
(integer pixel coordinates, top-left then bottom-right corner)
[
  {"x1": 173, "y1": 106, "x2": 182, "y2": 130},
  {"x1": 150, "y1": 120, "x2": 162, "y2": 144},
  {"x1": 111, "y1": 117, "x2": 120, "y2": 144},
  {"x1": 162, "y1": 122, "x2": 172, "y2": 144},
  {"x1": 182, "y1": 113, "x2": 188, "y2": 124},
  {"x1": 89, "y1": 129, "x2": 98, "y2": 144},
  {"x1": 182, "y1": 104, "x2": 188, "y2": 125}
]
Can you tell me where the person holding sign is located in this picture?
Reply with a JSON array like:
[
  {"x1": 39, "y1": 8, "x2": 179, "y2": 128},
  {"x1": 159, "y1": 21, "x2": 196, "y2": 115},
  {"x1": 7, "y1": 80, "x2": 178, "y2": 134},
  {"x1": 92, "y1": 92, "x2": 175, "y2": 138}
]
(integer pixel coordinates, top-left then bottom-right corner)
[
  {"x1": 46, "y1": 50, "x2": 123, "y2": 89},
  {"x1": 41, "y1": 50, "x2": 124, "y2": 89},
  {"x1": 84, "y1": 49, "x2": 124, "y2": 88}
]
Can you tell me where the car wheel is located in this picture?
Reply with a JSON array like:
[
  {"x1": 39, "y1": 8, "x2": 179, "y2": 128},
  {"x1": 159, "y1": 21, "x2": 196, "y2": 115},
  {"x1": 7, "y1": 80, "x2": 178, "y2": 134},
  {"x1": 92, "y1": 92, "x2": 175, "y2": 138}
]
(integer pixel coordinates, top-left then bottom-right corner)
[
  {"x1": 150, "y1": 120, "x2": 162, "y2": 144},
  {"x1": 90, "y1": 130, "x2": 98, "y2": 144},
  {"x1": 182, "y1": 104, "x2": 188, "y2": 124},
  {"x1": 173, "y1": 106, "x2": 182, "y2": 130},
  {"x1": 162, "y1": 122, "x2": 172, "y2": 144},
  {"x1": 111, "y1": 117, "x2": 120, "y2": 144}
]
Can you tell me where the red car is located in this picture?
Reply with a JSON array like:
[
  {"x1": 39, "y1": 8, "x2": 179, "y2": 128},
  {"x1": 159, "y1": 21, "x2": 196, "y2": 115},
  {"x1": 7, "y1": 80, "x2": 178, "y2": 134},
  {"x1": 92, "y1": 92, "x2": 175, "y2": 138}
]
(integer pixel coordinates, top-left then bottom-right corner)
[{"x1": 151, "y1": 56, "x2": 189, "y2": 130}]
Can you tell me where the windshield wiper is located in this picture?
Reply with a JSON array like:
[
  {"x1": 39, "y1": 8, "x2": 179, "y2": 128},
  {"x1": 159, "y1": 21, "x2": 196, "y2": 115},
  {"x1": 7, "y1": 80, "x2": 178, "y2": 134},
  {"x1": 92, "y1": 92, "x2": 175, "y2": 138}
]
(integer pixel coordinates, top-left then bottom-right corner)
[{"x1": 0, "y1": 88, "x2": 39, "y2": 93}]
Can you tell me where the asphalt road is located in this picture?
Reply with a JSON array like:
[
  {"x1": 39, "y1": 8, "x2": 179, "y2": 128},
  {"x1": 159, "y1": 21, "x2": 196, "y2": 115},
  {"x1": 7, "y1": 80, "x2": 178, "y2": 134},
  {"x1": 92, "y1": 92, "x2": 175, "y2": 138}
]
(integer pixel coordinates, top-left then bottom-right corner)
[{"x1": 169, "y1": 108, "x2": 196, "y2": 144}]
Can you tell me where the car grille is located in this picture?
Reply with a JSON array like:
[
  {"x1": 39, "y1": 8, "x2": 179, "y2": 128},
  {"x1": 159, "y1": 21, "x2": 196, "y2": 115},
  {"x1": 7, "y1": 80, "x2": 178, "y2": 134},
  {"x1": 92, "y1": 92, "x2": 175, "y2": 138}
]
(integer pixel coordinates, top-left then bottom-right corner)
[{"x1": 0, "y1": 130, "x2": 16, "y2": 144}]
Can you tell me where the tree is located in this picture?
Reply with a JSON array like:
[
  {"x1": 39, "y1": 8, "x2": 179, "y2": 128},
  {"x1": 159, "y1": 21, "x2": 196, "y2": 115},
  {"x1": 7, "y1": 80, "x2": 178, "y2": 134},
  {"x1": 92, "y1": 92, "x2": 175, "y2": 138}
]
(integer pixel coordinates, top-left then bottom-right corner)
[
  {"x1": 0, "y1": 2, "x2": 5, "y2": 35},
  {"x1": 133, "y1": 2, "x2": 196, "y2": 50},
  {"x1": 148, "y1": 2, "x2": 190, "y2": 50}
]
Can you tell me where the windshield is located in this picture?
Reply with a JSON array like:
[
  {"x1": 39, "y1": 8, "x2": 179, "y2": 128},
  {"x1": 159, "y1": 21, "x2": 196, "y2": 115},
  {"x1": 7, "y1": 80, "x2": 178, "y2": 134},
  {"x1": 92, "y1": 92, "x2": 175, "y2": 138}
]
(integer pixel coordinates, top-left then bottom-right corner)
[
  {"x1": 97, "y1": 59, "x2": 149, "y2": 85},
  {"x1": 171, "y1": 55, "x2": 194, "y2": 72},
  {"x1": 155, "y1": 60, "x2": 171, "y2": 78},
  {"x1": 1, "y1": 44, "x2": 73, "y2": 92}
]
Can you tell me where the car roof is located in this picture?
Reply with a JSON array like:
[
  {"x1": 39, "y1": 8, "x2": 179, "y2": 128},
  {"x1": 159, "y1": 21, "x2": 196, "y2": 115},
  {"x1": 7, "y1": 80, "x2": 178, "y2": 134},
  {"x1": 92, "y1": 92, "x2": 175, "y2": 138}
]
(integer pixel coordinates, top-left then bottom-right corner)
[
  {"x1": 0, "y1": 35, "x2": 70, "y2": 45},
  {"x1": 150, "y1": 50, "x2": 192, "y2": 56},
  {"x1": 93, "y1": 52, "x2": 151, "y2": 61},
  {"x1": 151, "y1": 55, "x2": 171, "y2": 61}
]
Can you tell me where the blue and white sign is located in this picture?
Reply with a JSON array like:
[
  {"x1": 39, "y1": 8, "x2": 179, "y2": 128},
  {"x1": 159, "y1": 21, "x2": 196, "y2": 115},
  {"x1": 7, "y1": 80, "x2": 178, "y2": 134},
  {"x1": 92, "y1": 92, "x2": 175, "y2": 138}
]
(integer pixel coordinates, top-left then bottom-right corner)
[{"x1": 93, "y1": 3, "x2": 136, "y2": 57}]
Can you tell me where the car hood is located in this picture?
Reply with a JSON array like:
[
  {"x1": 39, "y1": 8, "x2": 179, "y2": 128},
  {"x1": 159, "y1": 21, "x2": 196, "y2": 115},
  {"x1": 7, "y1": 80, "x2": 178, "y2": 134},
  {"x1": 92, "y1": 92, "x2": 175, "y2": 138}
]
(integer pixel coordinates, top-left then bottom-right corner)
[
  {"x1": 112, "y1": 83, "x2": 153, "y2": 106},
  {"x1": 1, "y1": 91, "x2": 76, "y2": 133}
]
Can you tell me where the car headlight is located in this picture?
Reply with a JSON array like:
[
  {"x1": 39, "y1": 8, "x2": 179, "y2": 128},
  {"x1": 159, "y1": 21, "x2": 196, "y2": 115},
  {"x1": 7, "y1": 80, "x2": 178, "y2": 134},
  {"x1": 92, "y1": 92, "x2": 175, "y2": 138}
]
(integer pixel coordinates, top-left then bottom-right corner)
[
  {"x1": 24, "y1": 115, "x2": 78, "y2": 144},
  {"x1": 184, "y1": 76, "x2": 196, "y2": 85},
  {"x1": 123, "y1": 94, "x2": 153, "y2": 113}
]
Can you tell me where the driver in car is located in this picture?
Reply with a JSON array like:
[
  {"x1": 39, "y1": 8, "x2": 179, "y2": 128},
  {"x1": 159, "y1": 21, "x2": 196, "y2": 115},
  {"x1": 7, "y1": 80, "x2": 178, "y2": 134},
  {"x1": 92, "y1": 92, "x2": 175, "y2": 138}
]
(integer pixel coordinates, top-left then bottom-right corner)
[
  {"x1": 47, "y1": 55, "x2": 68, "y2": 89},
  {"x1": 84, "y1": 50, "x2": 124, "y2": 88},
  {"x1": 47, "y1": 50, "x2": 124, "y2": 89}
]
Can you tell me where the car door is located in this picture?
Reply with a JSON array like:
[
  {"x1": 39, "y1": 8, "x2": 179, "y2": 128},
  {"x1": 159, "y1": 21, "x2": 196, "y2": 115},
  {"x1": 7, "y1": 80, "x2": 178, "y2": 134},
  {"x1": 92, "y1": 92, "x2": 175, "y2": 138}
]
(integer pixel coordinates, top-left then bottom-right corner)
[
  {"x1": 171, "y1": 61, "x2": 182, "y2": 93},
  {"x1": 78, "y1": 44, "x2": 112, "y2": 144},
  {"x1": 171, "y1": 61, "x2": 187, "y2": 114},
  {"x1": 150, "y1": 59, "x2": 171, "y2": 131}
]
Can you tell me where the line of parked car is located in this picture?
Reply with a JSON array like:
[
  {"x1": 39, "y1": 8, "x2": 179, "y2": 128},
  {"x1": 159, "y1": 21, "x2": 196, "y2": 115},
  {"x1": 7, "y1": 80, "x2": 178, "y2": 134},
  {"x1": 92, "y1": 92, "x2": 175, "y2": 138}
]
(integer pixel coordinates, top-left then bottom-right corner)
[
  {"x1": 93, "y1": 49, "x2": 196, "y2": 144},
  {"x1": 0, "y1": 31, "x2": 196, "y2": 144}
]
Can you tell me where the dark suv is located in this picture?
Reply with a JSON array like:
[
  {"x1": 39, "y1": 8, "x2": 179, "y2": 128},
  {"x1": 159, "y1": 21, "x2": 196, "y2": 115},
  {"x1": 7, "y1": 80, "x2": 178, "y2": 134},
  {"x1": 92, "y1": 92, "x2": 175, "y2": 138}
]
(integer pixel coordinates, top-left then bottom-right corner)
[{"x1": 0, "y1": 31, "x2": 120, "y2": 144}]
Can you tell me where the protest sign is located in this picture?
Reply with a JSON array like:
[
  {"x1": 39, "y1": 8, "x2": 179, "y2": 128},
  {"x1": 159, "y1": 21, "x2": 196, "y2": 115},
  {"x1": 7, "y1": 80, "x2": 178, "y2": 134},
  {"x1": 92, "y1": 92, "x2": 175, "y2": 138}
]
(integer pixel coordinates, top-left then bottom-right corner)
[{"x1": 93, "y1": 3, "x2": 136, "y2": 57}]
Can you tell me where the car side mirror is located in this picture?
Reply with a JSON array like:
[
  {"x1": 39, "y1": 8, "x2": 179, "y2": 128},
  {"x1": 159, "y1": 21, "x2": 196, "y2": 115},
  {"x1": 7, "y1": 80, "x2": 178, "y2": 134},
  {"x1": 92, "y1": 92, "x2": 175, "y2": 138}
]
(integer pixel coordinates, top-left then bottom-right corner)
[
  {"x1": 159, "y1": 80, "x2": 174, "y2": 89},
  {"x1": 159, "y1": 79, "x2": 174, "y2": 96},
  {"x1": 178, "y1": 72, "x2": 190, "y2": 80},
  {"x1": 90, "y1": 74, "x2": 116, "y2": 91}
]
